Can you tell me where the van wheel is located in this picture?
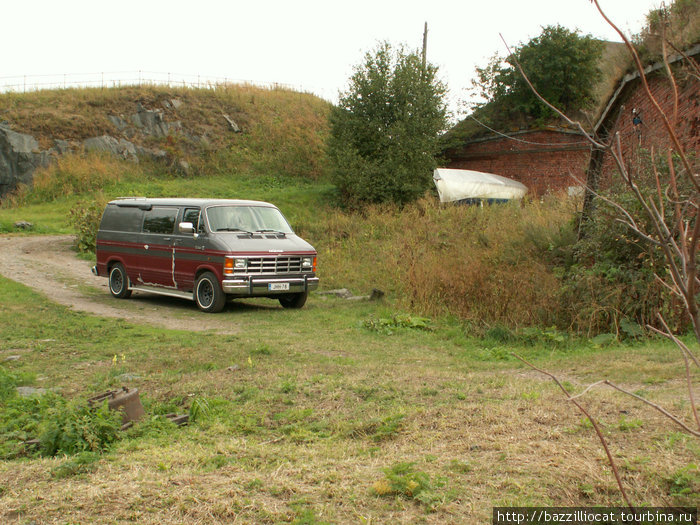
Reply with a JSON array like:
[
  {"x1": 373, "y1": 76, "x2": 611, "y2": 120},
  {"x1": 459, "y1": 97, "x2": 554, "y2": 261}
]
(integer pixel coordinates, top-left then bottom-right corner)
[
  {"x1": 195, "y1": 272, "x2": 226, "y2": 313},
  {"x1": 279, "y1": 292, "x2": 308, "y2": 309},
  {"x1": 109, "y1": 263, "x2": 132, "y2": 299}
]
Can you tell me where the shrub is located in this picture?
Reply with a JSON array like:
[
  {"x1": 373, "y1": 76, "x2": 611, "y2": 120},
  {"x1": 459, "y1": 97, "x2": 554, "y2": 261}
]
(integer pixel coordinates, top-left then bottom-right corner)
[
  {"x1": 560, "y1": 153, "x2": 691, "y2": 335},
  {"x1": 69, "y1": 195, "x2": 107, "y2": 253}
]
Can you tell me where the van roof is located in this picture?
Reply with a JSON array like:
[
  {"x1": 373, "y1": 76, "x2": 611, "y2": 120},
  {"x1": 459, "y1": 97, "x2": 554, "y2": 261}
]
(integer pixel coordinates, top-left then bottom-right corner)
[{"x1": 109, "y1": 197, "x2": 277, "y2": 208}]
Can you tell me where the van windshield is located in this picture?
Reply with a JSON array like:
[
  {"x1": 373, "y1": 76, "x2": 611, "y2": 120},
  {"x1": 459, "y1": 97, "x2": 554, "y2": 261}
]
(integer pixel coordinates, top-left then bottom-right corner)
[{"x1": 206, "y1": 206, "x2": 294, "y2": 234}]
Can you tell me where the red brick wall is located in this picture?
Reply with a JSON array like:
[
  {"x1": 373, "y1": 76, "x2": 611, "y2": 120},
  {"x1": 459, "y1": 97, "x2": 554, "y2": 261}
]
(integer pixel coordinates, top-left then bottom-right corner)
[
  {"x1": 600, "y1": 68, "x2": 699, "y2": 182},
  {"x1": 445, "y1": 130, "x2": 591, "y2": 196}
]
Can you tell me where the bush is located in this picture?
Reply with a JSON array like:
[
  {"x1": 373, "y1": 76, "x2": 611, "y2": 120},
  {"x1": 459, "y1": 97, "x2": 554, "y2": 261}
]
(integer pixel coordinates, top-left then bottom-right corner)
[
  {"x1": 560, "y1": 153, "x2": 691, "y2": 335},
  {"x1": 69, "y1": 195, "x2": 107, "y2": 253}
]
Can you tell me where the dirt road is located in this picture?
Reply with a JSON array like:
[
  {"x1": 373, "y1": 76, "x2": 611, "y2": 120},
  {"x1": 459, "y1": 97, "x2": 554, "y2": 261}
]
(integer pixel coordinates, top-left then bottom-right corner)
[{"x1": 0, "y1": 235, "x2": 242, "y2": 333}]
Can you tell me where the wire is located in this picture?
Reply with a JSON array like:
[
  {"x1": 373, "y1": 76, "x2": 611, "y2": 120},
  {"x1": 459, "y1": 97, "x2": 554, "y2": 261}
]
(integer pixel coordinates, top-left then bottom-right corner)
[{"x1": 466, "y1": 114, "x2": 591, "y2": 147}]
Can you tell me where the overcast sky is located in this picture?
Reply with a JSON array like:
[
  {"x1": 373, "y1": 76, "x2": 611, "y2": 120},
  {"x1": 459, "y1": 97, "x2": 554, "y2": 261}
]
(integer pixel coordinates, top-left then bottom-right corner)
[{"x1": 2, "y1": 0, "x2": 661, "y2": 117}]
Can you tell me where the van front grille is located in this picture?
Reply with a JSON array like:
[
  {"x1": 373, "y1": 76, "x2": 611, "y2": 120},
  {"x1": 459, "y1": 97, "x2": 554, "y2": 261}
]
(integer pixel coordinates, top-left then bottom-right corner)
[{"x1": 238, "y1": 256, "x2": 303, "y2": 274}]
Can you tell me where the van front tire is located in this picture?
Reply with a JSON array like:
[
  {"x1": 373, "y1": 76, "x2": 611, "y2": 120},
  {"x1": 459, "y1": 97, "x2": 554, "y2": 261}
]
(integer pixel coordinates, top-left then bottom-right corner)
[
  {"x1": 195, "y1": 272, "x2": 226, "y2": 313},
  {"x1": 279, "y1": 292, "x2": 308, "y2": 309},
  {"x1": 109, "y1": 263, "x2": 132, "y2": 299}
]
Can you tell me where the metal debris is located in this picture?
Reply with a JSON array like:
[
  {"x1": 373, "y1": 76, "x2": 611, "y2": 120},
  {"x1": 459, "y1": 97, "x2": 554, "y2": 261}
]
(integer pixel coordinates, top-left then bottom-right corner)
[{"x1": 88, "y1": 387, "x2": 145, "y2": 425}]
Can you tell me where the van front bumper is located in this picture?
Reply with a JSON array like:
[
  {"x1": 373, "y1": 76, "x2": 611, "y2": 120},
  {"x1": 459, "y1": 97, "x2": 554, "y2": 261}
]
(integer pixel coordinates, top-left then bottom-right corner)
[{"x1": 222, "y1": 275, "x2": 319, "y2": 296}]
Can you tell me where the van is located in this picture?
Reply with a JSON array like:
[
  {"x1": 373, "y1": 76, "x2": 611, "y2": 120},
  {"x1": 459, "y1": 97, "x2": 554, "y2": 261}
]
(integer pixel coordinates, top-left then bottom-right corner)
[{"x1": 92, "y1": 198, "x2": 318, "y2": 312}]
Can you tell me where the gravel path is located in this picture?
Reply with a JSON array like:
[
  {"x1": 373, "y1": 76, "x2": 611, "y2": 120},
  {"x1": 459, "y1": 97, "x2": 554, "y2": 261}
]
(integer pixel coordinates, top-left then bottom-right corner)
[{"x1": 0, "y1": 235, "x2": 240, "y2": 333}]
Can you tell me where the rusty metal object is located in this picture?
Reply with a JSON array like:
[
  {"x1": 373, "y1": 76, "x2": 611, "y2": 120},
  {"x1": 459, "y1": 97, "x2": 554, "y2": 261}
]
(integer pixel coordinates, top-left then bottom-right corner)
[
  {"x1": 88, "y1": 387, "x2": 145, "y2": 424},
  {"x1": 165, "y1": 413, "x2": 189, "y2": 426}
]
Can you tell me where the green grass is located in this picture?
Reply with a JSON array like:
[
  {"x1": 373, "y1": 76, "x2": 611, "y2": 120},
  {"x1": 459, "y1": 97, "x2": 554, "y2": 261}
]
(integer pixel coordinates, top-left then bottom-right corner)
[
  {"x1": 0, "y1": 172, "x2": 333, "y2": 235},
  {"x1": 0, "y1": 274, "x2": 698, "y2": 523}
]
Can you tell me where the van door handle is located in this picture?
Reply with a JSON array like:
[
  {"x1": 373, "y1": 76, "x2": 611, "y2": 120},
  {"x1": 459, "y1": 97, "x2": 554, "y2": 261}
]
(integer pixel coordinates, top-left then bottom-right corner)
[
  {"x1": 196, "y1": 246, "x2": 205, "y2": 250},
  {"x1": 163, "y1": 237, "x2": 171, "y2": 241}
]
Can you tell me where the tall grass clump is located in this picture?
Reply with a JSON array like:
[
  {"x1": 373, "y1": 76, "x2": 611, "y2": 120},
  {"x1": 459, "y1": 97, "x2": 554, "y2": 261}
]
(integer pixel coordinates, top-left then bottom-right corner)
[
  {"x1": 303, "y1": 194, "x2": 577, "y2": 329},
  {"x1": 5, "y1": 153, "x2": 134, "y2": 207}
]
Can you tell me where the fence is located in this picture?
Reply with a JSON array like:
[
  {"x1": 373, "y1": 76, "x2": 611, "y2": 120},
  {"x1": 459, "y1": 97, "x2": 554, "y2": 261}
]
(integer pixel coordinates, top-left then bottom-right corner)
[{"x1": 0, "y1": 70, "x2": 333, "y2": 100}]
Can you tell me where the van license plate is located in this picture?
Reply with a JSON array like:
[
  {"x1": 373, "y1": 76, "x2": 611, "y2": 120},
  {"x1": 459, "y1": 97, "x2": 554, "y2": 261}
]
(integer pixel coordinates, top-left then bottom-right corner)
[{"x1": 269, "y1": 282, "x2": 290, "y2": 291}]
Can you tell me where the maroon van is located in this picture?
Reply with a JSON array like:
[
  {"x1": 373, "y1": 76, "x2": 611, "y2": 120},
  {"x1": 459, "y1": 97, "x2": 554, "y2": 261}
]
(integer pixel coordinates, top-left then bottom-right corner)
[{"x1": 92, "y1": 198, "x2": 318, "y2": 312}]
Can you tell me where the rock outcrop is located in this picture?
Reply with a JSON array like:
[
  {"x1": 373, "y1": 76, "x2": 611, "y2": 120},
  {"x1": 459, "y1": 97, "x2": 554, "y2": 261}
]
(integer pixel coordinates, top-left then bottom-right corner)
[{"x1": 0, "y1": 124, "x2": 50, "y2": 197}]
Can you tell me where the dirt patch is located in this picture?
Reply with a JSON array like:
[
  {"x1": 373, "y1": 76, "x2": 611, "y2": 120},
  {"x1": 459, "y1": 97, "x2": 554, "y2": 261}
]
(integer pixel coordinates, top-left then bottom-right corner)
[{"x1": 0, "y1": 234, "x2": 241, "y2": 333}]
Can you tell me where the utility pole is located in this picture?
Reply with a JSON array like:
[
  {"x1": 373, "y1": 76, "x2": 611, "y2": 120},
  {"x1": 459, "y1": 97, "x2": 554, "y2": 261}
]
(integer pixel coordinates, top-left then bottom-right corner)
[{"x1": 422, "y1": 22, "x2": 428, "y2": 71}]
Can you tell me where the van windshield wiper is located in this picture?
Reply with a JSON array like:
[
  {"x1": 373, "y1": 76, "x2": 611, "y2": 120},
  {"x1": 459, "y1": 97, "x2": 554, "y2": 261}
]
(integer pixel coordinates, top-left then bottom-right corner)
[
  {"x1": 256, "y1": 229, "x2": 287, "y2": 236},
  {"x1": 216, "y1": 227, "x2": 253, "y2": 234}
]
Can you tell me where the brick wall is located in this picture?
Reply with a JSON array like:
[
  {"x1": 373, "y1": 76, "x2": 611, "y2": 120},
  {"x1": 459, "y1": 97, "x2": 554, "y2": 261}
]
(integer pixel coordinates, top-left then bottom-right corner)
[
  {"x1": 445, "y1": 129, "x2": 591, "y2": 196},
  {"x1": 599, "y1": 67, "x2": 699, "y2": 183}
]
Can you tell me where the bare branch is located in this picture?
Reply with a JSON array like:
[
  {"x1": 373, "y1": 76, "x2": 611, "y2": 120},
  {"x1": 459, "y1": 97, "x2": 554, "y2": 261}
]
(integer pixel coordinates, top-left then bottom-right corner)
[
  {"x1": 602, "y1": 380, "x2": 700, "y2": 437},
  {"x1": 651, "y1": 316, "x2": 700, "y2": 369},
  {"x1": 512, "y1": 353, "x2": 634, "y2": 509}
]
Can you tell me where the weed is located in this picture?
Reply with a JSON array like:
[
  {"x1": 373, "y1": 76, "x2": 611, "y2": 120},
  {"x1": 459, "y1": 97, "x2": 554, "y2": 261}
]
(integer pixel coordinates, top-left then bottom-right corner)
[
  {"x1": 372, "y1": 462, "x2": 444, "y2": 511},
  {"x1": 362, "y1": 313, "x2": 432, "y2": 335},
  {"x1": 578, "y1": 482, "x2": 595, "y2": 498},
  {"x1": 520, "y1": 391, "x2": 541, "y2": 401},
  {"x1": 617, "y1": 416, "x2": 644, "y2": 431},
  {"x1": 371, "y1": 414, "x2": 406, "y2": 442},
  {"x1": 51, "y1": 451, "x2": 100, "y2": 479},
  {"x1": 251, "y1": 343, "x2": 272, "y2": 355},
  {"x1": 448, "y1": 459, "x2": 472, "y2": 474},
  {"x1": 188, "y1": 397, "x2": 211, "y2": 423},
  {"x1": 279, "y1": 379, "x2": 297, "y2": 394},
  {"x1": 200, "y1": 453, "x2": 231, "y2": 471},
  {"x1": 666, "y1": 464, "x2": 699, "y2": 498},
  {"x1": 39, "y1": 399, "x2": 122, "y2": 456},
  {"x1": 591, "y1": 333, "x2": 617, "y2": 347}
]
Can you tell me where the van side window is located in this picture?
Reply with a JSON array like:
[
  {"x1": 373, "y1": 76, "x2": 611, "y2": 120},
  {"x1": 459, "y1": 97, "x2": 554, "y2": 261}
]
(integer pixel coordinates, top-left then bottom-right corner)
[
  {"x1": 142, "y1": 207, "x2": 177, "y2": 234},
  {"x1": 101, "y1": 205, "x2": 144, "y2": 232},
  {"x1": 183, "y1": 208, "x2": 202, "y2": 232}
]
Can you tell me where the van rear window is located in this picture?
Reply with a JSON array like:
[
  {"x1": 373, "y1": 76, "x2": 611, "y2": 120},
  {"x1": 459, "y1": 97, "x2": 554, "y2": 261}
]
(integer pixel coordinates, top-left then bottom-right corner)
[
  {"x1": 143, "y1": 207, "x2": 178, "y2": 234},
  {"x1": 100, "y1": 205, "x2": 144, "y2": 233}
]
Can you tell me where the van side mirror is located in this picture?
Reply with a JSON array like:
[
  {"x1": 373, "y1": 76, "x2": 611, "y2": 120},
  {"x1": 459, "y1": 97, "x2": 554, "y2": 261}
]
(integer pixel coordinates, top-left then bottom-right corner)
[{"x1": 178, "y1": 222, "x2": 195, "y2": 234}]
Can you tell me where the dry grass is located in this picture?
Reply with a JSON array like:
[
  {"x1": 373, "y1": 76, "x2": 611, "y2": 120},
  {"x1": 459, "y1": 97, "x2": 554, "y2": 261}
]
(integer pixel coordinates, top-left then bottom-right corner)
[
  {"x1": 0, "y1": 276, "x2": 697, "y2": 524},
  {"x1": 4, "y1": 153, "x2": 135, "y2": 206},
  {"x1": 303, "y1": 194, "x2": 577, "y2": 330}
]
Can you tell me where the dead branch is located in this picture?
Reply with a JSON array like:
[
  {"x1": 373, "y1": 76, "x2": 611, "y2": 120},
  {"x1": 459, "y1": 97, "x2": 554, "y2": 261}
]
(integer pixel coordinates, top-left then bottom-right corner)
[
  {"x1": 512, "y1": 353, "x2": 634, "y2": 509},
  {"x1": 602, "y1": 380, "x2": 700, "y2": 437}
]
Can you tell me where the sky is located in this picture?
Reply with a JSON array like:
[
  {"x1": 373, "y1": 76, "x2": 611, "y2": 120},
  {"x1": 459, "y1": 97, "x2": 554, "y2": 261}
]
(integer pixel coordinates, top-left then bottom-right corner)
[{"x1": 1, "y1": 0, "x2": 662, "y2": 118}]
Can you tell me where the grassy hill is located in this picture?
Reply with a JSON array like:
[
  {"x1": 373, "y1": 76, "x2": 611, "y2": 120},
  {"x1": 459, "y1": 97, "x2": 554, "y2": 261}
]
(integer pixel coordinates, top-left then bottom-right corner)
[
  {"x1": 0, "y1": 84, "x2": 333, "y2": 233},
  {"x1": 0, "y1": 83, "x2": 331, "y2": 180}
]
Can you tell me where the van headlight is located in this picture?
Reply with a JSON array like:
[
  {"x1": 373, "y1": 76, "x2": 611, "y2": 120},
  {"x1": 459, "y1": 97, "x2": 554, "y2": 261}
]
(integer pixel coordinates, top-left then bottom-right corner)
[
  {"x1": 224, "y1": 257, "x2": 247, "y2": 276},
  {"x1": 302, "y1": 257, "x2": 313, "y2": 268}
]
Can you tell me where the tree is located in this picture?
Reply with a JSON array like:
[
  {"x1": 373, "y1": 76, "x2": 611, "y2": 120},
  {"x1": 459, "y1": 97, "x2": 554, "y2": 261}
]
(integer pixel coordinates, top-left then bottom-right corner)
[
  {"x1": 328, "y1": 42, "x2": 448, "y2": 207},
  {"x1": 471, "y1": 25, "x2": 603, "y2": 124}
]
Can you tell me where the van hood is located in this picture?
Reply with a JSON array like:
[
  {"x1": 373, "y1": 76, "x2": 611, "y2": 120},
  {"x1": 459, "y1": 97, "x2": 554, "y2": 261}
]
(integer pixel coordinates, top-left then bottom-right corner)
[{"x1": 213, "y1": 233, "x2": 316, "y2": 254}]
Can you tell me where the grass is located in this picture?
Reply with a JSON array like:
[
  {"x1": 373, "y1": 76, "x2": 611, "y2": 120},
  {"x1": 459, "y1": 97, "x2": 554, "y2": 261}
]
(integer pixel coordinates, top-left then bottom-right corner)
[
  {"x1": 0, "y1": 171, "x2": 333, "y2": 235},
  {"x1": 0, "y1": 84, "x2": 330, "y2": 180},
  {"x1": 0, "y1": 275, "x2": 698, "y2": 523}
]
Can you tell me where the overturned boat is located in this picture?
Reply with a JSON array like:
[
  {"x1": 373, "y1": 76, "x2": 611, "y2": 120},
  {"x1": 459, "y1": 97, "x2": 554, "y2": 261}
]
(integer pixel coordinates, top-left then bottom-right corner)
[{"x1": 433, "y1": 168, "x2": 527, "y2": 204}]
